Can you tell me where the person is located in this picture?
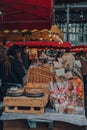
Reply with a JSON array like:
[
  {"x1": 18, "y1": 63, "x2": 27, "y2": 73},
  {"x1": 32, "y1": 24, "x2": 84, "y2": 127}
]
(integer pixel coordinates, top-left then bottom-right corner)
[
  {"x1": 74, "y1": 53, "x2": 82, "y2": 69},
  {"x1": 62, "y1": 47, "x2": 75, "y2": 72},
  {"x1": 73, "y1": 52, "x2": 82, "y2": 79},
  {"x1": 78, "y1": 51, "x2": 87, "y2": 117},
  {"x1": 40, "y1": 50, "x2": 48, "y2": 63},
  {"x1": 0, "y1": 44, "x2": 26, "y2": 101},
  {"x1": 53, "y1": 51, "x2": 63, "y2": 69},
  {"x1": 21, "y1": 44, "x2": 31, "y2": 70},
  {"x1": 55, "y1": 51, "x2": 62, "y2": 61},
  {"x1": 0, "y1": 46, "x2": 7, "y2": 85}
]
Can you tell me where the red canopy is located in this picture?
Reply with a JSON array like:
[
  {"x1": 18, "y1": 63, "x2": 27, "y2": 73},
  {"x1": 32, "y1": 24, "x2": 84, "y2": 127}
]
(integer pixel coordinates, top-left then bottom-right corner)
[
  {"x1": 70, "y1": 45, "x2": 87, "y2": 52},
  {"x1": 6, "y1": 41, "x2": 72, "y2": 48},
  {"x1": 0, "y1": 0, "x2": 53, "y2": 30}
]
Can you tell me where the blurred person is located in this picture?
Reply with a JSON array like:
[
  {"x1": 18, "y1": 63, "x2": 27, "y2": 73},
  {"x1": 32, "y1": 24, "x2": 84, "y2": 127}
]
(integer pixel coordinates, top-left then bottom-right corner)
[
  {"x1": 0, "y1": 46, "x2": 7, "y2": 82},
  {"x1": 21, "y1": 44, "x2": 31, "y2": 70},
  {"x1": 73, "y1": 53, "x2": 82, "y2": 79},
  {"x1": 74, "y1": 53, "x2": 82, "y2": 69},
  {"x1": 55, "y1": 51, "x2": 63, "y2": 64},
  {"x1": 0, "y1": 44, "x2": 26, "y2": 101},
  {"x1": 62, "y1": 47, "x2": 75, "y2": 72},
  {"x1": 56, "y1": 51, "x2": 62, "y2": 59},
  {"x1": 40, "y1": 50, "x2": 48, "y2": 63},
  {"x1": 79, "y1": 51, "x2": 87, "y2": 78},
  {"x1": 78, "y1": 51, "x2": 87, "y2": 117}
]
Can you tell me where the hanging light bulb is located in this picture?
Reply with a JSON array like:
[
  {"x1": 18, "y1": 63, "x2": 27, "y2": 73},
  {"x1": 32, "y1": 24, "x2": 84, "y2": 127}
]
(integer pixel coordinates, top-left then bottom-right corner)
[
  {"x1": 40, "y1": 37, "x2": 43, "y2": 41},
  {"x1": 0, "y1": 11, "x2": 2, "y2": 15}
]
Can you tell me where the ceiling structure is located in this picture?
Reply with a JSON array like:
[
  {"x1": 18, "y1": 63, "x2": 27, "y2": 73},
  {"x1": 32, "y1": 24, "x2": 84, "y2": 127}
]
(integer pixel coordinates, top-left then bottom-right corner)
[
  {"x1": 55, "y1": 0, "x2": 87, "y2": 4},
  {"x1": 0, "y1": 0, "x2": 53, "y2": 30},
  {"x1": 55, "y1": 0, "x2": 87, "y2": 23}
]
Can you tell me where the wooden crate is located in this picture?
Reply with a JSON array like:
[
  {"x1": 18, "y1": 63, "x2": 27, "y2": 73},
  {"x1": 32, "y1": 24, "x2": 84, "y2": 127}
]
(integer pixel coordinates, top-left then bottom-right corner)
[{"x1": 4, "y1": 94, "x2": 48, "y2": 114}]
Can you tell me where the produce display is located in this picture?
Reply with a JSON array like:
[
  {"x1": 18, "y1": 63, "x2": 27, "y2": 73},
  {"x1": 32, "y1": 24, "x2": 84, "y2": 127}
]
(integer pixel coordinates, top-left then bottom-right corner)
[{"x1": 49, "y1": 73, "x2": 84, "y2": 114}]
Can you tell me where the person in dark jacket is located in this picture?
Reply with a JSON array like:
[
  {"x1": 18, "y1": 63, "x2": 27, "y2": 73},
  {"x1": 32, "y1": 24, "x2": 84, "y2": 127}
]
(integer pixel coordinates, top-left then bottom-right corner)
[
  {"x1": 21, "y1": 44, "x2": 31, "y2": 70},
  {"x1": 0, "y1": 44, "x2": 26, "y2": 101},
  {"x1": 78, "y1": 51, "x2": 87, "y2": 117}
]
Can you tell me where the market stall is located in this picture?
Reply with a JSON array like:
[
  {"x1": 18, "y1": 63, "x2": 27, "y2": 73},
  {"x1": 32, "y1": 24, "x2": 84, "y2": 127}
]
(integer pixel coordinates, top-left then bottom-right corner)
[
  {"x1": 0, "y1": 44, "x2": 87, "y2": 130},
  {"x1": 0, "y1": 26, "x2": 87, "y2": 130}
]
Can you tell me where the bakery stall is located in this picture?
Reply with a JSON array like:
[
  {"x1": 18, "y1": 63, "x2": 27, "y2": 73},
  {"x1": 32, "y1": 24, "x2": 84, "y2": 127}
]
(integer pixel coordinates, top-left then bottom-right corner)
[
  {"x1": 0, "y1": 25, "x2": 87, "y2": 130},
  {"x1": 0, "y1": 41, "x2": 87, "y2": 130}
]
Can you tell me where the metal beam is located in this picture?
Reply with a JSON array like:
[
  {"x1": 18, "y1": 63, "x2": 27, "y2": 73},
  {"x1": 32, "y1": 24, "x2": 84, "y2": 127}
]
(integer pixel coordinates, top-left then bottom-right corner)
[
  {"x1": 0, "y1": 20, "x2": 50, "y2": 24},
  {"x1": 55, "y1": 4, "x2": 87, "y2": 10}
]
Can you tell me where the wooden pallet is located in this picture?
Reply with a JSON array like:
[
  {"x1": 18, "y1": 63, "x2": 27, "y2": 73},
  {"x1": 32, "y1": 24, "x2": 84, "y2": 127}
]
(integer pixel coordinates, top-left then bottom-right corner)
[{"x1": 4, "y1": 94, "x2": 48, "y2": 114}]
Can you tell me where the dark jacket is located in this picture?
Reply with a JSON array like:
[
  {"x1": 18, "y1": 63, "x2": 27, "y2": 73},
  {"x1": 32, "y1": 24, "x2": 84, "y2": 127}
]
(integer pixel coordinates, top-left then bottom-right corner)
[
  {"x1": 21, "y1": 52, "x2": 31, "y2": 70},
  {"x1": 0, "y1": 56, "x2": 26, "y2": 84},
  {"x1": 0, "y1": 56, "x2": 26, "y2": 101},
  {"x1": 79, "y1": 54, "x2": 87, "y2": 76}
]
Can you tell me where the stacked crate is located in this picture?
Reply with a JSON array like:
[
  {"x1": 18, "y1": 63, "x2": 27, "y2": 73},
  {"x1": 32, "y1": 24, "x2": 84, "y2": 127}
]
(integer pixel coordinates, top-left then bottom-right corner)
[
  {"x1": 4, "y1": 66, "x2": 53, "y2": 114},
  {"x1": 4, "y1": 94, "x2": 48, "y2": 114}
]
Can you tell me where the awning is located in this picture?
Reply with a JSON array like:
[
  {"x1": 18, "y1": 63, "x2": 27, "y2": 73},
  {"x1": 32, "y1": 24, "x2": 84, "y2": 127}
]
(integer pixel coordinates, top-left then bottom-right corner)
[
  {"x1": 0, "y1": 0, "x2": 53, "y2": 30},
  {"x1": 6, "y1": 41, "x2": 71, "y2": 48}
]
